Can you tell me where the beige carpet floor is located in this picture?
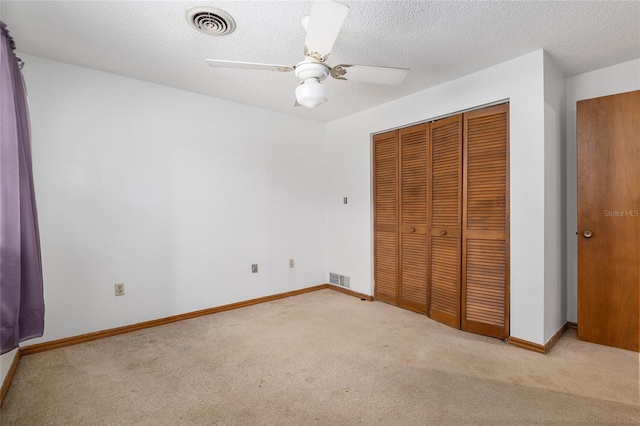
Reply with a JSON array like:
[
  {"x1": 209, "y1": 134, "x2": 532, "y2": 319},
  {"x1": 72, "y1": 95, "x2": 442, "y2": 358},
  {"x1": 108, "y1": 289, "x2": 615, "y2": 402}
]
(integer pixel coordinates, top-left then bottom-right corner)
[{"x1": 1, "y1": 288, "x2": 638, "y2": 425}]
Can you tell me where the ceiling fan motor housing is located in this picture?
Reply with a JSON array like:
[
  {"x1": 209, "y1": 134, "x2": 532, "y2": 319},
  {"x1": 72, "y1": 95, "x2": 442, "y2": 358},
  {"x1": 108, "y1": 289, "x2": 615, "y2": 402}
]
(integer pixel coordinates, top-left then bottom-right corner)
[{"x1": 294, "y1": 61, "x2": 330, "y2": 81}]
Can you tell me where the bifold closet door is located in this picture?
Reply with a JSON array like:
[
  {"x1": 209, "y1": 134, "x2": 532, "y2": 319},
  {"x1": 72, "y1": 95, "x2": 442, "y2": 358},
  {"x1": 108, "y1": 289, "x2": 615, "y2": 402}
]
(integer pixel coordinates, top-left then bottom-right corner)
[
  {"x1": 373, "y1": 104, "x2": 509, "y2": 340},
  {"x1": 398, "y1": 124, "x2": 428, "y2": 314},
  {"x1": 461, "y1": 104, "x2": 510, "y2": 339},
  {"x1": 428, "y1": 115, "x2": 463, "y2": 327},
  {"x1": 373, "y1": 130, "x2": 399, "y2": 305}
]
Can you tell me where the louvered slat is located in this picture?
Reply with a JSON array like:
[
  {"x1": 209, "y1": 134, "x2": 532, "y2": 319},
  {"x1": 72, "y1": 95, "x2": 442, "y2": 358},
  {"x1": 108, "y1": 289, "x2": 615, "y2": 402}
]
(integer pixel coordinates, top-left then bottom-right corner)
[
  {"x1": 398, "y1": 124, "x2": 428, "y2": 313},
  {"x1": 401, "y1": 234, "x2": 427, "y2": 308},
  {"x1": 375, "y1": 231, "x2": 397, "y2": 300},
  {"x1": 374, "y1": 131, "x2": 398, "y2": 304},
  {"x1": 462, "y1": 104, "x2": 509, "y2": 339},
  {"x1": 466, "y1": 111, "x2": 507, "y2": 232},
  {"x1": 465, "y1": 240, "x2": 506, "y2": 326},
  {"x1": 431, "y1": 119, "x2": 460, "y2": 229},
  {"x1": 428, "y1": 115, "x2": 462, "y2": 328},
  {"x1": 375, "y1": 134, "x2": 398, "y2": 226},
  {"x1": 401, "y1": 126, "x2": 427, "y2": 225},
  {"x1": 430, "y1": 237, "x2": 460, "y2": 318}
]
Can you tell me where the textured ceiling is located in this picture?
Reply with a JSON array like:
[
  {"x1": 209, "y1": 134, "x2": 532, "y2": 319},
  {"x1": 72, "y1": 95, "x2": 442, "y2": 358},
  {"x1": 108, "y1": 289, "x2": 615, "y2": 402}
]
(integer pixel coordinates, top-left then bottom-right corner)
[{"x1": 2, "y1": 1, "x2": 639, "y2": 122}]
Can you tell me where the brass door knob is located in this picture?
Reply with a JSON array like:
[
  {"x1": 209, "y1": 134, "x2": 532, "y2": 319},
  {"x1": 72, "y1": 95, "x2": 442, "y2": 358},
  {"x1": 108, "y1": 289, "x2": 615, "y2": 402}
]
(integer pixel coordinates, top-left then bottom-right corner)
[
  {"x1": 583, "y1": 229, "x2": 593, "y2": 238},
  {"x1": 410, "y1": 227, "x2": 415, "y2": 233},
  {"x1": 440, "y1": 230, "x2": 448, "y2": 236}
]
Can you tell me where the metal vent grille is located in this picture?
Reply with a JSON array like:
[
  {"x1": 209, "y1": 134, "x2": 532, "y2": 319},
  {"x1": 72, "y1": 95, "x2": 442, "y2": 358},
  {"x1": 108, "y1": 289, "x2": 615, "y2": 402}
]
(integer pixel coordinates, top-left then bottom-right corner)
[
  {"x1": 330, "y1": 273, "x2": 350, "y2": 288},
  {"x1": 186, "y1": 7, "x2": 236, "y2": 36},
  {"x1": 339, "y1": 275, "x2": 350, "y2": 289}
]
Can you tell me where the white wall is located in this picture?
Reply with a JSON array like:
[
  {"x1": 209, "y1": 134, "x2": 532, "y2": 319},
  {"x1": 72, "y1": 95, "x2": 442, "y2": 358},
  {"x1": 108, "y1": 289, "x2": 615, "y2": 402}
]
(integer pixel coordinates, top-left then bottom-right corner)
[
  {"x1": 18, "y1": 55, "x2": 328, "y2": 345},
  {"x1": 565, "y1": 58, "x2": 640, "y2": 323},
  {"x1": 326, "y1": 50, "x2": 548, "y2": 344},
  {"x1": 543, "y1": 53, "x2": 567, "y2": 343},
  {"x1": 8, "y1": 52, "x2": 634, "y2": 368},
  {"x1": 1, "y1": 348, "x2": 19, "y2": 392}
]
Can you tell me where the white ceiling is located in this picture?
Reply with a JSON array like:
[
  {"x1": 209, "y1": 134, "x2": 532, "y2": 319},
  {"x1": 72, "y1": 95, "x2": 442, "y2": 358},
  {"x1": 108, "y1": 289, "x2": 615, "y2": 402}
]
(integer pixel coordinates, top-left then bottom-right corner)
[{"x1": 2, "y1": 1, "x2": 639, "y2": 122}]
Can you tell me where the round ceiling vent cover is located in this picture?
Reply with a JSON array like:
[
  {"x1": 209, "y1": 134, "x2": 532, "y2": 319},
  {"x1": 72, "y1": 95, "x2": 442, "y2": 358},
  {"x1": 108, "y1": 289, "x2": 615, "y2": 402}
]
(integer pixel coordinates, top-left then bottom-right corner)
[{"x1": 186, "y1": 6, "x2": 236, "y2": 36}]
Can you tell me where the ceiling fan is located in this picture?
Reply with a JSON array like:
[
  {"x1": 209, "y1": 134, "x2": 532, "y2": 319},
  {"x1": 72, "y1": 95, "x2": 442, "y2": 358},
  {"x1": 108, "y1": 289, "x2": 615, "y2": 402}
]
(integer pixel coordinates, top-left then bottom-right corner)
[{"x1": 205, "y1": 0, "x2": 410, "y2": 108}]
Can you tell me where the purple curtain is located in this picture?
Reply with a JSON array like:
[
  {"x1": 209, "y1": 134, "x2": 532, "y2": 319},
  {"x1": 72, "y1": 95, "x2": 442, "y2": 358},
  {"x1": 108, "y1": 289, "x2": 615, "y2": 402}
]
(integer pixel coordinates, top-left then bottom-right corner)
[{"x1": 0, "y1": 22, "x2": 44, "y2": 355}]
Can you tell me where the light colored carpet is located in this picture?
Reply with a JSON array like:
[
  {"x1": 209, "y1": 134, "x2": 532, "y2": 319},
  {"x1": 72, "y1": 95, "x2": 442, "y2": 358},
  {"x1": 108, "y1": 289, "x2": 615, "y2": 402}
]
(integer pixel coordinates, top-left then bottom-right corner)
[{"x1": 1, "y1": 289, "x2": 638, "y2": 425}]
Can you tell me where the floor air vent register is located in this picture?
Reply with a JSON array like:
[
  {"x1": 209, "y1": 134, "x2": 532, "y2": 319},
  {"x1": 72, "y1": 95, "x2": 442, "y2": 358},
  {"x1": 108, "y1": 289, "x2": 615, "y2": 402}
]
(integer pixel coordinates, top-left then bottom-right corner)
[{"x1": 329, "y1": 272, "x2": 350, "y2": 289}]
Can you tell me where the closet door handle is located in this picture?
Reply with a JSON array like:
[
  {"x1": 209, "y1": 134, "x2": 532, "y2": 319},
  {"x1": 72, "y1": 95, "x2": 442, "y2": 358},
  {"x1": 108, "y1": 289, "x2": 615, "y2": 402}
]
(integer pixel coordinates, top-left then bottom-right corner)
[
  {"x1": 409, "y1": 227, "x2": 416, "y2": 233},
  {"x1": 440, "y1": 230, "x2": 448, "y2": 236}
]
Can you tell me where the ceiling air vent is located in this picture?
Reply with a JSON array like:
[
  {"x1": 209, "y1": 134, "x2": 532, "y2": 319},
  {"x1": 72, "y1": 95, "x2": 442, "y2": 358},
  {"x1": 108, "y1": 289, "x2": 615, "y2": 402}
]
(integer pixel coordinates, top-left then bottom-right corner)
[{"x1": 186, "y1": 7, "x2": 236, "y2": 36}]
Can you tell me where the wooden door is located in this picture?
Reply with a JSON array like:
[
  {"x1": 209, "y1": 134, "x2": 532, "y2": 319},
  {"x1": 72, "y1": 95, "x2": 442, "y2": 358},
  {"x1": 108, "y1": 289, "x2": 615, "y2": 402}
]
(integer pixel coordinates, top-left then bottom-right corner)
[
  {"x1": 577, "y1": 90, "x2": 640, "y2": 352},
  {"x1": 398, "y1": 124, "x2": 429, "y2": 313},
  {"x1": 428, "y1": 115, "x2": 463, "y2": 327},
  {"x1": 373, "y1": 131, "x2": 399, "y2": 305},
  {"x1": 462, "y1": 104, "x2": 510, "y2": 339}
]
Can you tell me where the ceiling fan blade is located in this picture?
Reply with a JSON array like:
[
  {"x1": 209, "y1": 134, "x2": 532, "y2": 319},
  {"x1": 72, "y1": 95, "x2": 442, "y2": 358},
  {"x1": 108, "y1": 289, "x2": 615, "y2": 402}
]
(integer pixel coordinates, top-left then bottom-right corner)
[
  {"x1": 330, "y1": 64, "x2": 410, "y2": 85},
  {"x1": 206, "y1": 59, "x2": 294, "y2": 73},
  {"x1": 304, "y1": 1, "x2": 349, "y2": 61}
]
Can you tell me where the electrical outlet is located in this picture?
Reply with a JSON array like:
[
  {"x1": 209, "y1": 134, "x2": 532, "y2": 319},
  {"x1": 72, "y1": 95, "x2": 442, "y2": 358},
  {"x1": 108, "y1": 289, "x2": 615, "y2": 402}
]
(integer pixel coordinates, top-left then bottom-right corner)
[
  {"x1": 115, "y1": 283, "x2": 125, "y2": 296},
  {"x1": 251, "y1": 264, "x2": 258, "y2": 273},
  {"x1": 289, "y1": 259, "x2": 295, "y2": 268}
]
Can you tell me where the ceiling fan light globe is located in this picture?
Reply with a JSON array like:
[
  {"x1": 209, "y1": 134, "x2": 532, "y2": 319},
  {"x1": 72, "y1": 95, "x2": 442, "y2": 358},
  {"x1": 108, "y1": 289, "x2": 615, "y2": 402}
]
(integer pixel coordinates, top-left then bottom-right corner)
[{"x1": 295, "y1": 79, "x2": 328, "y2": 108}]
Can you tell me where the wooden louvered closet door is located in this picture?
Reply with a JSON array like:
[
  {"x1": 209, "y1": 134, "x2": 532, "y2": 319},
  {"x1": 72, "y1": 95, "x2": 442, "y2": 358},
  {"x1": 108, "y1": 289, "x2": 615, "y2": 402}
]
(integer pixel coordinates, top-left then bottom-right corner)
[
  {"x1": 373, "y1": 131, "x2": 399, "y2": 305},
  {"x1": 462, "y1": 104, "x2": 510, "y2": 339},
  {"x1": 398, "y1": 124, "x2": 428, "y2": 314},
  {"x1": 372, "y1": 104, "x2": 509, "y2": 340},
  {"x1": 428, "y1": 115, "x2": 463, "y2": 327}
]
